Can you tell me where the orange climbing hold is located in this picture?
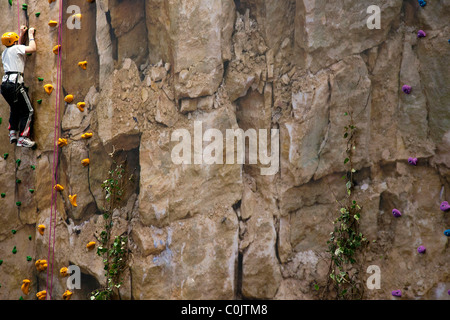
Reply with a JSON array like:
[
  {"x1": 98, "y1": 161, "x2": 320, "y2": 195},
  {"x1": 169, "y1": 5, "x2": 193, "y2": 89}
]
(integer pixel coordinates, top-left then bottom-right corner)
[
  {"x1": 60, "y1": 267, "x2": 69, "y2": 277},
  {"x1": 57, "y1": 138, "x2": 68, "y2": 147},
  {"x1": 54, "y1": 184, "x2": 64, "y2": 191},
  {"x1": 81, "y1": 158, "x2": 90, "y2": 167},
  {"x1": 81, "y1": 132, "x2": 93, "y2": 139},
  {"x1": 21, "y1": 279, "x2": 31, "y2": 295},
  {"x1": 35, "y1": 259, "x2": 48, "y2": 272},
  {"x1": 63, "y1": 290, "x2": 73, "y2": 300},
  {"x1": 53, "y1": 45, "x2": 61, "y2": 55},
  {"x1": 48, "y1": 0, "x2": 56, "y2": 3},
  {"x1": 36, "y1": 290, "x2": 46, "y2": 300},
  {"x1": 78, "y1": 61, "x2": 87, "y2": 70},
  {"x1": 86, "y1": 241, "x2": 96, "y2": 250},
  {"x1": 44, "y1": 84, "x2": 54, "y2": 95},
  {"x1": 87, "y1": 0, "x2": 95, "y2": 3},
  {"x1": 48, "y1": 20, "x2": 58, "y2": 27},
  {"x1": 64, "y1": 94, "x2": 74, "y2": 103},
  {"x1": 69, "y1": 194, "x2": 77, "y2": 207},
  {"x1": 38, "y1": 224, "x2": 46, "y2": 235},
  {"x1": 77, "y1": 102, "x2": 86, "y2": 112}
]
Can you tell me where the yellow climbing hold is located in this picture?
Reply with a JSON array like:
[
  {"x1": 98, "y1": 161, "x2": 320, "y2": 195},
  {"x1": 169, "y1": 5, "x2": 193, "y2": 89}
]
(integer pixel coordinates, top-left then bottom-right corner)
[
  {"x1": 35, "y1": 259, "x2": 48, "y2": 272},
  {"x1": 38, "y1": 224, "x2": 46, "y2": 235},
  {"x1": 62, "y1": 290, "x2": 73, "y2": 300},
  {"x1": 81, "y1": 132, "x2": 93, "y2": 139},
  {"x1": 52, "y1": 45, "x2": 61, "y2": 55},
  {"x1": 77, "y1": 102, "x2": 86, "y2": 112},
  {"x1": 21, "y1": 279, "x2": 31, "y2": 295},
  {"x1": 60, "y1": 267, "x2": 69, "y2": 277},
  {"x1": 44, "y1": 84, "x2": 53, "y2": 95},
  {"x1": 57, "y1": 138, "x2": 68, "y2": 147},
  {"x1": 86, "y1": 241, "x2": 96, "y2": 250},
  {"x1": 48, "y1": 20, "x2": 58, "y2": 27},
  {"x1": 78, "y1": 61, "x2": 87, "y2": 70},
  {"x1": 64, "y1": 94, "x2": 74, "y2": 103},
  {"x1": 54, "y1": 184, "x2": 64, "y2": 191},
  {"x1": 69, "y1": 194, "x2": 77, "y2": 207},
  {"x1": 36, "y1": 290, "x2": 46, "y2": 300},
  {"x1": 72, "y1": 13, "x2": 82, "y2": 20},
  {"x1": 81, "y1": 158, "x2": 90, "y2": 167}
]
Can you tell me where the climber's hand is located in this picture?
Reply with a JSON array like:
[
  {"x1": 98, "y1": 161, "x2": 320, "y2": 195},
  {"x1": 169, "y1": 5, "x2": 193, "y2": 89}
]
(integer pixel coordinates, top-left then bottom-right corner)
[
  {"x1": 28, "y1": 28, "x2": 35, "y2": 36},
  {"x1": 20, "y1": 25, "x2": 28, "y2": 36}
]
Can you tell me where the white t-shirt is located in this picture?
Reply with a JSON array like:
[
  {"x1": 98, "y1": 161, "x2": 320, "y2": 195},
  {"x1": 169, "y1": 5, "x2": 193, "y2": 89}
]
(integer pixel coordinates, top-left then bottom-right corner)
[{"x1": 1, "y1": 44, "x2": 26, "y2": 83}]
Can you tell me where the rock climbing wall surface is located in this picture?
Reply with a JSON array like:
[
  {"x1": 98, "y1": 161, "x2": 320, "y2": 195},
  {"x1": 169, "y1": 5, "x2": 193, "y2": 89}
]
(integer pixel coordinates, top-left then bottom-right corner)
[{"x1": 0, "y1": 0, "x2": 449, "y2": 300}]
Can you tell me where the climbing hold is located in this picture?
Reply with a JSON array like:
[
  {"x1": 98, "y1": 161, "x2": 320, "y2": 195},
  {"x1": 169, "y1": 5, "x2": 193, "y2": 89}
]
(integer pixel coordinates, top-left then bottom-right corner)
[
  {"x1": 35, "y1": 12, "x2": 41, "y2": 17},
  {"x1": 8, "y1": 0, "x2": 12, "y2": 6},
  {"x1": 81, "y1": 158, "x2": 90, "y2": 167},
  {"x1": 48, "y1": 20, "x2": 58, "y2": 27},
  {"x1": 52, "y1": 45, "x2": 61, "y2": 55},
  {"x1": 72, "y1": 13, "x2": 82, "y2": 21},
  {"x1": 81, "y1": 132, "x2": 93, "y2": 139},
  {"x1": 16, "y1": 179, "x2": 21, "y2": 184},
  {"x1": 444, "y1": 229, "x2": 450, "y2": 237},
  {"x1": 12, "y1": 246, "x2": 17, "y2": 254},
  {"x1": 87, "y1": 0, "x2": 95, "y2": 2},
  {"x1": 392, "y1": 209, "x2": 402, "y2": 218},
  {"x1": 1, "y1": 193, "x2": 5, "y2": 198},
  {"x1": 86, "y1": 241, "x2": 96, "y2": 250},
  {"x1": 29, "y1": 189, "x2": 35, "y2": 194},
  {"x1": 402, "y1": 85, "x2": 412, "y2": 94},
  {"x1": 16, "y1": 201, "x2": 21, "y2": 207},
  {"x1": 440, "y1": 201, "x2": 450, "y2": 211},
  {"x1": 64, "y1": 94, "x2": 74, "y2": 103},
  {"x1": 63, "y1": 290, "x2": 73, "y2": 300},
  {"x1": 21, "y1": 4, "x2": 27, "y2": 10},
  {"x1": 26, "y1": 256, "x2": 32, "y2": 261},
  {"x1": 44, "y1": 84, "x2": 54, "y2": 95},
  {"x1": 36, "y1": 290, "x2": 46, "y2": 300},
  {"x1": 408, "y1": 157, "x2": 417, "y2": 166},
  {"x1": 77, "y1": 102, "x2": 86, "y2": 112},
  {"x1": 31, "y1": 165, "x2": 36, "y2": 170},
  {"x1": 57, "y1": 138, "x2": 68, "y2": 147},
  {"x1": 417, "y1": 246, "x2": 426, "y2": 254},
  {"x1": 54, "y1": 184, "x2": 64, "y2": 191},
  {"x1": 12, "y1": 229, "x2": 16, "y2": 234},
  {"x1": 26, "y1": 53, "x2": 32, "y2": 56},
  {"x1": 0, "y1": 117, "x2": 2, "y2": 125},
  {"x1": 417, "y1": 30, "x2": 426, "y2": 38},
  {"x1": 38, "y1": 224, "x2": 45, "y2": 235},
  {"x1": 60, "y1": 267, "x2": 69, "y2": 277},
  {"x1": 3, "y1": 153, "x2": 8, "y2": 160},
  {"x1": 35, "y1": 259, "x2": 47, "y2": 272},
  {"x1": 418, "y1": 0, "x2": 426, "y2": 7},
  {"x1": 48, "y1": 0, "x2": 56, "y2": 3},
  {"x1": 16, "y1": 158, "x2": 21, "y2": 166},
  {"x1": 0, "y1": 260, "x2": 3, "y2": 265},
  {"x1": 37, "y1": 77, "x2": 44, "y2": 81},
  {"x1": 28, "y1": 235, "x2": 32, "y2": 241},
  {"x1": 37, "y1": 99, "x2": 42, "y2": 104},
  {"x1": 69, "y1": 194, "x2": 77, "y2": 207},
  {"x1": 78, "y1": 61, "x2": 87, "y2": 70},
  {"x1": 21, "y1": 279, "x2": 31, "y2": 295},
  {"x1": 391, "y1": 290, "x2": 402, "y2": 297}
]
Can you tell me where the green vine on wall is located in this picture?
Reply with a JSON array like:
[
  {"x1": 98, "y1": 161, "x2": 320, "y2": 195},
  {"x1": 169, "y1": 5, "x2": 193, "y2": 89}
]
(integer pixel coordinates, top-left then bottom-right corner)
[
  {"x1": 321, "y1": 111, "x2": 368, "y2": 300},
  {"x1": 90, "y1": 160, "x2": 130, "y2": 300}
]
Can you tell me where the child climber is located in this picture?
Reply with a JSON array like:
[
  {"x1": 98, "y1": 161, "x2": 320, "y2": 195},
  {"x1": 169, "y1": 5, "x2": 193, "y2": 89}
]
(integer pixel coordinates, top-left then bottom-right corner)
[{"x1": 1, "y1": 25, "x2": 36, "y2": 148}]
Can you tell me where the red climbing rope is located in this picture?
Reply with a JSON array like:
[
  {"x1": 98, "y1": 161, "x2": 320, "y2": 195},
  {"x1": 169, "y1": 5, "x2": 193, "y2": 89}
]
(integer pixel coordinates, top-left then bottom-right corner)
[{"x1": 45, "y1": 0, "x2": 64, "y2": 300}]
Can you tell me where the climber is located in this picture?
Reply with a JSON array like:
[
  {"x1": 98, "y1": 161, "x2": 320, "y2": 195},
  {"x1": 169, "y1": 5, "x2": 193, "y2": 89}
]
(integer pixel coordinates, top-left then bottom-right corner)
[{"x1": 1, "y1": 25, "x2": 36, "y2": 148}]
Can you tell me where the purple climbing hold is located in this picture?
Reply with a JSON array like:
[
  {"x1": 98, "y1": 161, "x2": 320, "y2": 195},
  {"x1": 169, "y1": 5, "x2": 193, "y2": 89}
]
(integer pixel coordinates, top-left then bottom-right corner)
[
  {"x1": 392, "y1": 290, "x2": 402, "y2": 297},
  {"x1": 417, "y1": 30, "x2": 426, "y2": 38},
  {"x1": 440, "y1": 201, "x2": 450, "y2": 211},
  {"x1": 417, "y1": 246, "x2": 426, "y2": 254},
  {"x1": 448, "y1": 289, "x2": 450, "y2": 295},
  {"x1": 392, "y1": 209, "x2": 402, "y2": 218},
  {"x1": 402, "y1": 85, "x2": 412, "y2": 94},
  {"x1": 408, "y1": 157, "x2": 418, "y2": 166}
]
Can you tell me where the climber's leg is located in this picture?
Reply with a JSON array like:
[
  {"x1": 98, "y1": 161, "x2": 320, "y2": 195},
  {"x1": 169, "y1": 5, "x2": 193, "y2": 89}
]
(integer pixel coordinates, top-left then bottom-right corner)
[
  {"x1": 1, "y1": 81, "x2": 20, "y2": 132},
  {"x1": 17, "y1": 84, "x2": 34, "y2": 138}
]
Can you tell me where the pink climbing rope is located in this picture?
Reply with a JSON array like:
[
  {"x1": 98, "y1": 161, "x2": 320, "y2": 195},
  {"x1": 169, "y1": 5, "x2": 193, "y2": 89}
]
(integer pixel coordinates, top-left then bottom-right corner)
[
  {"x1": 17, "y1": 0, "x2": 20, "y2": 34},
  {"x1": 45, "y1": 0, "x2": 64, "y2": 300}
]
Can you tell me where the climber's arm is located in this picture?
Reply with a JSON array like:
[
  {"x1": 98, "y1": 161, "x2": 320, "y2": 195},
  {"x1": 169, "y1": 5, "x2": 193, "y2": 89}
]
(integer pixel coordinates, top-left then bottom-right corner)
[
  {"x1": 18, "y1": 25, "x2": 27, "y2": 45},
  {"x1": 24, "y1": 28, "x2": 36, "y2": 53}
]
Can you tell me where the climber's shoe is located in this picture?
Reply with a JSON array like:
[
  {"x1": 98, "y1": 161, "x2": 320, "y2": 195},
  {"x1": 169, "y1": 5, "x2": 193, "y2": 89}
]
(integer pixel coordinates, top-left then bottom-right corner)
[
  {"x1": 392, "y1": 209, "x2": 402, "y2": 218},
  {"x1": 9, "y1": 130, "x2": 18, "y2": 144},
  {"x1": 407, "y1": 157, "x2": 417, "y2": 166},
  {"x1": 440, "y1": 201, "x2": 450, "y2": 211},
  {"x1": 17, "y1": 137, "x2": 36, "y2": 148},
  {"x1": 417, "y1": 246, "x2": 426, "y2": 254}
]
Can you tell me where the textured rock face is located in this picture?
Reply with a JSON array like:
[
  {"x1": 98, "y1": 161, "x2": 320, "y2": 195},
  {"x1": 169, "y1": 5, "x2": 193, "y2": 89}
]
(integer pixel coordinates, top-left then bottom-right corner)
[{"x1": 0, "y1": 0, "x2": 449, "y2": 300}]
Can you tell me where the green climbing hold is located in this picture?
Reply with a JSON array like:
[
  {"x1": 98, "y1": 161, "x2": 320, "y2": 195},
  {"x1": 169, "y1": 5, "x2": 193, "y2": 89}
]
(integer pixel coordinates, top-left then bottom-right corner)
[
  {"x1": 26, "y1": 53, "x2": 32, "y2": 56},
  {"x1": 31, "y1": 165, "x2": 36, "y2": 170},
  {"x1": 35, "y1": 12, "x2": 40, "y2": 17},
  {"x1": 16, "y1": 179, "x2": 21, "y2": 184},
  {"x1": 12, "y1": 246, "x2": 17, "y2": 254},
  {"x1": 37, "y1": 77, "x2": 43, "y2": 81},
  {"x1": 16, "y1": 201, "x2": 21, "y2": 207},
  {"x1": 12, "y1": 229, "x2": 16, "y2": 234},
  {"x1": 8, "y1": 0, "x2": 12, "y2": 6},
  {"x1": 19, "y1": 296, "x2": 23, "y2": 300},
  {"x1": 37, "y1": 99, "x2": 42, "y2": 104},
  {"x1": 3, "y1": 153, "x2": 8, "y2": 160},
  {"x1": 26, "y1": 256, "x2": 32, "y2": 261},
  {"x1": 0, "y1": 260, "x2": 3, "y2": 265},
  {"x1": 22, "y1": 4, "x2": 27, "y2": 10},
  {"x1": 0, "y1": 117, "x2": 2, "y2": 125},
  {"x1": 28, "y1": 235, "x2": 32, "y2": 241},
  {"x1": 29, "y1": 189, "x2": 34, "y2": 194},
  {"x1": 1, "y1": 193, "x2": 5, "y2": 198},
  {"x1": 16, "y1": 159, "x2": 21, "y2": 167}
]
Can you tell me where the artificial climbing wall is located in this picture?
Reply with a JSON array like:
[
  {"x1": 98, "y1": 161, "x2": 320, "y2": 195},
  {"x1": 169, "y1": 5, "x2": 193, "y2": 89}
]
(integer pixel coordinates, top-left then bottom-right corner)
[{"x1": 0, "y1": 0, "x2": 449, "y2": 300}]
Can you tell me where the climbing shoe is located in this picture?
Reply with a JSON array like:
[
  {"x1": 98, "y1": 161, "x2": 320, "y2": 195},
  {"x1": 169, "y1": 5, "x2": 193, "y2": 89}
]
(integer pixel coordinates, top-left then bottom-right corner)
[
  {"x1": 17, "y1": 137, "x2": 36, "y2": 148},
  {"x1": 9, "y1": 130, "x2": 18, "y2": 144}
]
